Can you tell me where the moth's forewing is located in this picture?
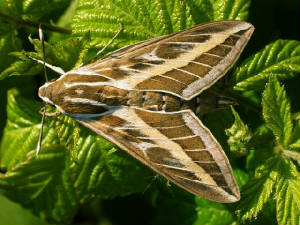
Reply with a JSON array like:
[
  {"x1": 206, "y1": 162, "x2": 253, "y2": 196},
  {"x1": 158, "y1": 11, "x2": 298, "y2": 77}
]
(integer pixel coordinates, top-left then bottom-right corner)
[{"x1": 73, "y1": 20, "x2": 254, "y2": 100}]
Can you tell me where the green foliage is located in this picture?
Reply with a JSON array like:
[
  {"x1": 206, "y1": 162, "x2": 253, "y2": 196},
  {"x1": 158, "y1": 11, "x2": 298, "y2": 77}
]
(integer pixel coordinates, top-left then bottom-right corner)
[
  {"x1": 0, "y1": 0, "x2": 299, "y2": 224},
  {"x1": 194, "y1": 198, "x2": 235, "y2": 225},
  {"x1": 0, "y1": 194, "x2": 48, "y2": 225},
  {"x1": 237, "y1": 78, "x2": 300, "y2": 225},
  {"x1": 262, "y1": 77, "x2": 293, "y2": 146},
  {"x1": 233, "y1": 40, "x2": 300, "y2": 91},
  {"x1": 0, "y1": 0, "x2": 70, "y2": 20},
  {"x1": 0, "y1": 33, "x2": 90, "y2": 79},
  {"x1": 226, "y1": 107, "x2": 252, "y2": 156}
]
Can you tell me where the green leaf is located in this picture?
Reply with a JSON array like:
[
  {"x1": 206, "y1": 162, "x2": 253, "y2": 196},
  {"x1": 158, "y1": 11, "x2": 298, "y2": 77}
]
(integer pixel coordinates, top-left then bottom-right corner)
[
  {"x1": 262, "y1": 77, "x2": 293, "y2": 146},
  {"x1": 186, "y1": 0, "x2": 214, "y2": 23},
  {"x1": 238, "y1": 157, "x2": 280, "y2": 221},
  {"x1": 49, "y1": 0, "x2": 78, "y2": 43},
  {"x1": 0, "y1": 34, "x2": 90, "y2": 79},
  {"x1": 233, "y1": 40, "x2": 300, "y2": 91},
  {"x1": 151, "y1": 189, "x2": 196, "y2": 225},
  {"x1": 289, "y1": 115, "x2": 300, "y2": 149},
  {"x1": 0, "y1": 90, "x2": 77, "y2": 224},
  {"x1": 0, "y1": 0, "x2": 70, "y2": 20},
  {"x1": 54, "y1": 114, "x2": 154, "y2": 200},
  {"x1": 0, "y1": 145, "x2": 77, "y2": 224},
  {"x1": 21, "y1": 0, "x2": 71, "y2": 20},
  {"x1": 249, "y1": 124, "x2": 274, "y2": 151},
  {"x1": 72, "y1": 0, "x2": 251, "y2": 54},
  {"x1": 275, "y1": 160, "x2": 300, "y2": 225},
  {"x1": 0, "y1": 34, "x2": 22, "y2": 72},
  {"x1": 212, "y1": 0, "x2": 251, "y2": 21},
  {"x1": 225, "y1": 107, "x2": 252, "y2": 157},
  {"x1": 194, "y1": 198, "x2": 235, "y2": 225},
  {"x1": 0, "y1": 194, "x2": 49, "y2": 225},
  {"x1": 0, "y1": 89, "x2": 60, "y2": 170},
  {"x1": 72, "y1": 0, "x2": 211, "y2": 52},
  {"x1": 29, "y1": 33, "x2": 90, "y2": 71},
  {"x1": 0, "y1": 52, "x2": 42, "y2": 79},
  {"x1": 233, "y1": 168, "x2": 249, "y2": 188},
  {"x1": 202, "y1": 109, "x2": 234, "y2": 150},
  {"x1": 0, "y1": 0, "x2": 23, "y2": 16},
  {"x1": 239, "y1": 156, "x2": 299, "y2": 224}
]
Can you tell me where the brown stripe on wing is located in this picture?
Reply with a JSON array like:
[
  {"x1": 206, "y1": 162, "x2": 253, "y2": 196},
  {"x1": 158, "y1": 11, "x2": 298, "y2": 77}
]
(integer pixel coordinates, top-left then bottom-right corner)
[
  {"x1": 189, "y1": 22, "x2": 235, "y2": 34},
  {"x1": 180, "y1": 62, "x2": 211, "y2": 77},
  {"x1": 93, "y1": 68, "x2": 131, "y2": 80},
  {"x1": 210, "y1": 174, "x2": 229, "y2": 187},
  {"x1": 155, "y1": 68, "x2": 199, "y2": 84},
  {"x1": 146, "y1": 147, "x2": 185, "y2": 168},
  {"x1": 156, "y1": 42, "x2": 195, "y2": 59},
  {"x1": 158, "y1": 124, "x2": 194, "y2": 138},
  {"x1": 184, "y1": 149, "x2": 213, "y2": 161},
  {"x1": 159, "y1": 166, "x2": 200, "y2": 181},
  {"x1": 222, "y1": 35, "x2": 240, "y2": 46},
  {"x1": 135, "y1": 75, "x2": 187, "y2": 93},
  {"x1": 196, "y1": 162, "x2": 222, "y2": 174},
  {"x1": 99, "y1": 114, "x2": 127, "y2": 126},
  {"x1": 63, "y1": 74, "x2": 110, "y2": 82},
  {"x1": 206, "y1": 45, "x2": 232, "y2": 57},
  {"x1": 134, "y1": 109, "x2": 185, "y2": 127},
  {"x1": 172, "y1": 35, "x2": 211, "y2": 43},
  {"x1": 234, "y1": 29, "x2": 249, "y2": 36},
  {"x1": 173, "y1": 136, "x2": 206, "y2": 149},
  {"x1": 194, "y1": 54, "x2": 223, "y2": 67}
]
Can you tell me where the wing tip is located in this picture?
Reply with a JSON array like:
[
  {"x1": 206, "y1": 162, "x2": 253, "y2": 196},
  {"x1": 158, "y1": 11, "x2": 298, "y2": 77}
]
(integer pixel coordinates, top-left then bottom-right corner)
[{"x1": 204, "y1": 187, "x2": 241, "y2": 203}]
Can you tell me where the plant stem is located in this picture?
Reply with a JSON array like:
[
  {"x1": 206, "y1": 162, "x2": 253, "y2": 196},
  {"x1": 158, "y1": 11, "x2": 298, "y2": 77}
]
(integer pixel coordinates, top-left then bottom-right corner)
[{"x1": 0, "y1": 12, "x2": 72, "y2": 34}]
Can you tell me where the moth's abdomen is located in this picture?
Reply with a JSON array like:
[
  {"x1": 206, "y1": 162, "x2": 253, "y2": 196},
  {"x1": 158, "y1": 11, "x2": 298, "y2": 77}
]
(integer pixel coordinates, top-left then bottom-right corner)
[{"x1": 101, "y1": 86, "x2": 187, "y2": 112}]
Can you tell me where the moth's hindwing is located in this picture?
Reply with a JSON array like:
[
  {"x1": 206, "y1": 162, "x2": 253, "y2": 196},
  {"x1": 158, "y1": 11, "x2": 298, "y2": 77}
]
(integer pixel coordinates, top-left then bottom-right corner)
[
  {"x1": 72, "y1": 20, "x2": 254, "y2": 100},
  {"x1": 77, "y1": 108, "x2": 240, "y2": 203}
]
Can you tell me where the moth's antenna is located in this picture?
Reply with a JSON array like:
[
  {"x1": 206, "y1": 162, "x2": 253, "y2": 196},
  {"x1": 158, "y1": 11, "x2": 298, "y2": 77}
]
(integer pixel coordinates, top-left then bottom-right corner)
[
  {"x1": 95, "y1": 24, "x2": 122, "y2": 57},
  {"x1": 39, "y1": 24, "x2": 48, "y2": 82},
  {"x1": 36, "y1": 24, "x2": 48, "y2": 156},
  {"x1": 81, "y1": 24, "x2": 122, "y2": 66}
]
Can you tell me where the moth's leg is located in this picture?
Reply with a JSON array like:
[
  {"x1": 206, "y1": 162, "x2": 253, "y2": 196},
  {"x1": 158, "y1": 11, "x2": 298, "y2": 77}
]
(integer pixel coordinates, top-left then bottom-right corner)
[
  {"x1": 36, "y1": 107, "x2": 46, "y2": 156},
  {"x1": 36, "y1": 106, "x2": 61, "y2": 155},
  {"x1": 81, "y1": 24, "x2": 123, "y2": 66},
  {"x1": 39, "y1": 107, "x2": 61, "y2": 117}
]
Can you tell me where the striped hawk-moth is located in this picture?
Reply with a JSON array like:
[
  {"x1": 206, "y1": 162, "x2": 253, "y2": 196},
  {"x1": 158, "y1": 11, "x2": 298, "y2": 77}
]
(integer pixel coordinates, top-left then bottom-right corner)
[{"x1": 38, "y1": 20, "x2": 254, "y2": 203}]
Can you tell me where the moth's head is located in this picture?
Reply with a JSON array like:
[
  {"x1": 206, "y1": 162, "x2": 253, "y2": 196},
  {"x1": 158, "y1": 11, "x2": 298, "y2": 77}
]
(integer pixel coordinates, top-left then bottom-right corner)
[{"x1": 38, "y1": 81, "x2": 55, "y2": 105}]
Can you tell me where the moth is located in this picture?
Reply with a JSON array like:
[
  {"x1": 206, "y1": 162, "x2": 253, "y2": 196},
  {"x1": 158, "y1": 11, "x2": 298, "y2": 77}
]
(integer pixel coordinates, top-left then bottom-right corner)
[{"x1": 38, "y1": 20, "x2": 254, "y2": 203}]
